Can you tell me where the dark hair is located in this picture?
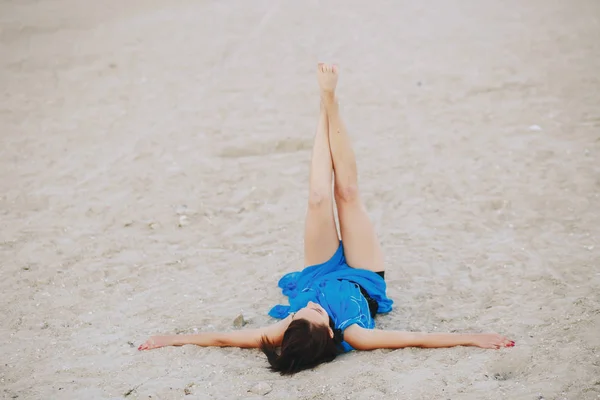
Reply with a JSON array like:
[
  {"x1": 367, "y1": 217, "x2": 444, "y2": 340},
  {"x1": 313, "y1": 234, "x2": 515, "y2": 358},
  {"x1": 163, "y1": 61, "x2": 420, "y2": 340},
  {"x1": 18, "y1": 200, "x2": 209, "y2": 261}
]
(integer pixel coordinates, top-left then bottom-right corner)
[{"x1": 260, "y1": 318, "x2": 341, "y2": 375}]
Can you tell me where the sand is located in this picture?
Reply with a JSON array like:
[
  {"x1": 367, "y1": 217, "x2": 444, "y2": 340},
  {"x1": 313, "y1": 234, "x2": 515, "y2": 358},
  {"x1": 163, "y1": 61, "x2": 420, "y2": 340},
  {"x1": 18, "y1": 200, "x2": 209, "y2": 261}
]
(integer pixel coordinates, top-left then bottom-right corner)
[{"x1": 1, "y1": 0, "x2": 599, "y2": 399}]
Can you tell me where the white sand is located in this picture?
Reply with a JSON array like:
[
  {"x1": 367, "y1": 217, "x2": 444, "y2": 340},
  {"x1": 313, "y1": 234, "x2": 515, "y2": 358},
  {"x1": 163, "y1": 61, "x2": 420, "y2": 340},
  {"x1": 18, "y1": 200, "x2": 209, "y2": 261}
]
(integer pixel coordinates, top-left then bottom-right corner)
[{"x1": 1, "y1": 0, "x2": 599, "y2": 399}]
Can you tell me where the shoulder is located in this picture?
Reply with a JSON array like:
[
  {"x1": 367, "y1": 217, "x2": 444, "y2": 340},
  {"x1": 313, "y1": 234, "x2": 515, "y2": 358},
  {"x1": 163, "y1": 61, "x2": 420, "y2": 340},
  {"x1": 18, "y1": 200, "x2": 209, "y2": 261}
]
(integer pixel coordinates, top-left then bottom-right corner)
[
  {"x1": 261, "y1": 315, "x2": 293, "y2": 345},
  {"x1": 217, "y1": 315, "x2": 293, "y2": 348},
  {"x1": 341, "y1": 324, "x2": 374, "y2": 350}
]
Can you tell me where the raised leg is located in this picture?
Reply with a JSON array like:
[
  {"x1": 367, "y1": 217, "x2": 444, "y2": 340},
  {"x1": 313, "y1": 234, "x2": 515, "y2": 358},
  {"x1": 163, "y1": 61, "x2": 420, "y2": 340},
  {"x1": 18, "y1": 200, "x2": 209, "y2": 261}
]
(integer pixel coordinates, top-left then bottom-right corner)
[
  {"x1": 303, "y1": 101, "x2": 339, "y2": 267},
  {"x1": 318, "y1": 63, "x2": 385, "y2": 273}
]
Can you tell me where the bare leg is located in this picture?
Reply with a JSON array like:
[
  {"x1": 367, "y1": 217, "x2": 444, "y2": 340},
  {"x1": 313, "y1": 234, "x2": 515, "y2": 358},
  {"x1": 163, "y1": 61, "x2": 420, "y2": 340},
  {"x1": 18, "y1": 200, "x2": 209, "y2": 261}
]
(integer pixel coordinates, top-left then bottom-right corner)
[
  {"x1": 317, "y1": 63, "x2": 385, "y2": 272},
  {"x1": 303, "y1": 101, "x2": 339, "y2": 267}
]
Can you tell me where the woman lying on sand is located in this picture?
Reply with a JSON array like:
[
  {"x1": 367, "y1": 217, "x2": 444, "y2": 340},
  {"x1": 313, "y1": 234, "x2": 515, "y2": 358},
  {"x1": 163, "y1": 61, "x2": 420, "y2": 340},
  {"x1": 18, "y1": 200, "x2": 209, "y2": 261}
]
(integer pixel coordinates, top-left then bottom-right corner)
[{"x1": 139, "y1": 63, "x2": 515, "y2": 374}]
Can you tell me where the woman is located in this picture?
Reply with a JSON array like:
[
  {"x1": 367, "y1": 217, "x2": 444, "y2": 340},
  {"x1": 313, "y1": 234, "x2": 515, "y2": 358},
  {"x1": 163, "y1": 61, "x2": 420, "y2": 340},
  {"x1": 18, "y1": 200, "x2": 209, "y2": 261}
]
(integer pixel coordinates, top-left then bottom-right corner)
[{"x1": 138, "y1": 64, "x2": 515, "y2": 375}]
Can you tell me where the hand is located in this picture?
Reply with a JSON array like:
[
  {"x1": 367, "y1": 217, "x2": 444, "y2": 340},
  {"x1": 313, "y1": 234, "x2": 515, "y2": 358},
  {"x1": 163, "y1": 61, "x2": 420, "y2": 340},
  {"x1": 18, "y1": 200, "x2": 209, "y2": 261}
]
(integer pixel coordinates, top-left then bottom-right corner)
[
  {"x1": 138, "y1": 335, "x2": 176, "y2": 351},
  {"x1": 471, "y1": 333, "x2": 515, "y2": 349}
]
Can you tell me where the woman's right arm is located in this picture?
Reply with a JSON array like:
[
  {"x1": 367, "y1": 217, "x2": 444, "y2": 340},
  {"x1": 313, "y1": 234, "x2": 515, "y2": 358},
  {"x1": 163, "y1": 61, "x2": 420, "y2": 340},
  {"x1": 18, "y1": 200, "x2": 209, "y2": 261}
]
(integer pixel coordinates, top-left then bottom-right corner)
[{"x1": 138, "y1": 315, "x2": 293, "y2": 351}]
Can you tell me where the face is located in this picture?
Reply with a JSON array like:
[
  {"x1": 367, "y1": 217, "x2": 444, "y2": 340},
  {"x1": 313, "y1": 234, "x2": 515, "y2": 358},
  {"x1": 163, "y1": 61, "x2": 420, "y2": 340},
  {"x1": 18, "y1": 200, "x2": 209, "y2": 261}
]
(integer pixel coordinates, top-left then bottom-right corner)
[{"x1": 292, "y1": 301, "x2": 330, "y2": 327}]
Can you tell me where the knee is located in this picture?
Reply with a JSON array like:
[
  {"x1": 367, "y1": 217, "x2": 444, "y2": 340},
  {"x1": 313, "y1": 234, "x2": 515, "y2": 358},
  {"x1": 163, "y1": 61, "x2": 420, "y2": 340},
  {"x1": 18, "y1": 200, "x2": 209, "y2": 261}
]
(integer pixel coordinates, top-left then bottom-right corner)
[
  {"x1": 335, "y1": 184, "x2": 359, "y2": 203},
  {"x1": 308, "y1": 190, "x2": 331, "y2": 209}
]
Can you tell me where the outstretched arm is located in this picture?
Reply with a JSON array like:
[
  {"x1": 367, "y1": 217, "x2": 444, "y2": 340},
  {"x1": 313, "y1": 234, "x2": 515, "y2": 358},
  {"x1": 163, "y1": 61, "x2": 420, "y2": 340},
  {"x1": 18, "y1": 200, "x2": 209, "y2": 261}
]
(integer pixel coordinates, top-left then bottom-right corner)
[
  {"x1": 344, "y1": 325, "x2": 514, "y2": 351},
  {"x1": 138, "y1": 315, "x2": 292, "y2": 351}
]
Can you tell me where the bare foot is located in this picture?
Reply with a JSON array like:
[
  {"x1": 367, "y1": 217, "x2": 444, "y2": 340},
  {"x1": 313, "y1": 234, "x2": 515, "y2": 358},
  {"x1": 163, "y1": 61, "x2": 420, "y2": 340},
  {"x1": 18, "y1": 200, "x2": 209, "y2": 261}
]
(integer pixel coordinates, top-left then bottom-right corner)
[
  {"x1": 317, "y1": 63, "x2": 338, "y2": 98},
  {"x1": 138, "y1": 335, "x2": 176, "y2": 351},
  {"x1": 471, "y1": 334, "x2": 515, "y2": 350}
]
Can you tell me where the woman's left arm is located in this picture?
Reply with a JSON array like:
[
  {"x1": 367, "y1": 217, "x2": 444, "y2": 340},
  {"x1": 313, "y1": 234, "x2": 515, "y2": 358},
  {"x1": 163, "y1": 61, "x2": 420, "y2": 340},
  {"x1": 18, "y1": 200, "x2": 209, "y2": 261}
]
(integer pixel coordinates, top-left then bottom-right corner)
[{"x1": 343, "y1": 325, "x2": 514, "y2": 350}]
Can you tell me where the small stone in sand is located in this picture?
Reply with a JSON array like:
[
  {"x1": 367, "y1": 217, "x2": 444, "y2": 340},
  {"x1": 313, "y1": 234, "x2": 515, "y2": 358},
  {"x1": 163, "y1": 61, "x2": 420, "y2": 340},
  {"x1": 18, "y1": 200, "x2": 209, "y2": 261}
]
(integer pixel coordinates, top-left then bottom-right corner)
[
  {"x1": 233, "y1": 314, "x2": 247, "y2": 328},
  {"x1": 492, "y1": 372, "x2": 512, "y2": 381},
  {"x1": 529, "y1": 125, "x2": 542, "y2": 131},
  {"x1": 178, "y1": 215, "x2": 190, "y2": 227},
  {"x1": 248, "y1": 382, "x2": 272, "y2": 396},
  {"x1": 148, "y1": 222, "x2": 160, "y2": 230},
  {"x1": 184, "y1": 382, "x2": 194, "y2": 395}
]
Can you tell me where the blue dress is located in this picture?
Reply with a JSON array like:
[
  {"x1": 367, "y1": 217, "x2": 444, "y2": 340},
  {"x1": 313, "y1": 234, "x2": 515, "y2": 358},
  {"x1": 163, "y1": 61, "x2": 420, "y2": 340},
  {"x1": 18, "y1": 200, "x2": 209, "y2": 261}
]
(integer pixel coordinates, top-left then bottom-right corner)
[{"x1": 269, "y1": 242, "x2": 393, "y2": 352}]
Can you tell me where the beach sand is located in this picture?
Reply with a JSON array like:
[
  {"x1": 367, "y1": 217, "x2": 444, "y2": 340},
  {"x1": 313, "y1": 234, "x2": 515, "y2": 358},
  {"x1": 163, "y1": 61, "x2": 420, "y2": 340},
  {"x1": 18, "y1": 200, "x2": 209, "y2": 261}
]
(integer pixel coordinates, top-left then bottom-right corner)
[{"x1": 1, "y1": 0, "x2": 599, "y2": 399}]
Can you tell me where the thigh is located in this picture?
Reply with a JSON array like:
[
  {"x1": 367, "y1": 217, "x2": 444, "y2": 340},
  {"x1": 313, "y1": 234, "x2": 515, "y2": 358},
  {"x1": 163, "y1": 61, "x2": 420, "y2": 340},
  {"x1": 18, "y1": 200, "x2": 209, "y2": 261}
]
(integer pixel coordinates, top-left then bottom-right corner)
[
  {"x1": 303, "y1": 198, "x2": 340, "y2": 267},
  {"x1": 336, "y1": 198, "x2": 385, "y2": 272}
]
